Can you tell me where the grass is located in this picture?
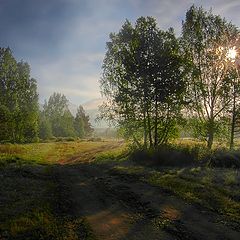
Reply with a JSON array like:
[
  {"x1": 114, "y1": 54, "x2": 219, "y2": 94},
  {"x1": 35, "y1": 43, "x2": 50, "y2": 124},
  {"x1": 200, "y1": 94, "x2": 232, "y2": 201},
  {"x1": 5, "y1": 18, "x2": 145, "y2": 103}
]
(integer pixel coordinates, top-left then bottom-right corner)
[
  {"x1": 0, "y1": 165, "x2": 96, "y2": 239},
  {"x1": 224, "y1": 170, "x2": 239, "y2": 185},
  {"x1": 0, "y1": 164, "x2": 57, "y2": 239},
  {"x1": 94, "y1": 139, "x2": 240, "y2": 223},
  {"x1": 0, "y1": 140, "x2": 113, "y2": 239},
  {"x1": 94, "y1": 145, "x2": 128, "y2": 164},
  {"x1": 112, "y1": 165, "x2": 240, "y2": 223},
  {"x1": 0, "y1": 141, "x2": 111, "y2": 165},
  {"x1": 94, "y1": 139, "x2": 240, "y2": 224},
  {"x1": 1, "y1": 139, "x2": 240, "y2": 238},
  {"x1": 148, "y1": 169, "x2": 240, "y2": 222}
]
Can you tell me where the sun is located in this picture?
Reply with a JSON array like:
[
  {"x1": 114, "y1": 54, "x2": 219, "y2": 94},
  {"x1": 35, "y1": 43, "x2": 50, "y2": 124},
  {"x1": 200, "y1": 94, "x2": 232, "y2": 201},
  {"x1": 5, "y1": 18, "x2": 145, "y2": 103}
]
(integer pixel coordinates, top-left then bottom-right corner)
[{"x1": 227, "y1": 47, "x2": 237, "y2": 61}]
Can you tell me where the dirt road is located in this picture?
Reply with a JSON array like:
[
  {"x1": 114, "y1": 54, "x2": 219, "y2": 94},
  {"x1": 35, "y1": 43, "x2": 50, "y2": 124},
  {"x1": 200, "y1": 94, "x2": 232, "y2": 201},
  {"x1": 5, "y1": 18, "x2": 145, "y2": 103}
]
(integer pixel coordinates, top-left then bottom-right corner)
[{"x1": 53, "y1": 144, "x2": 240, "y2": 240}]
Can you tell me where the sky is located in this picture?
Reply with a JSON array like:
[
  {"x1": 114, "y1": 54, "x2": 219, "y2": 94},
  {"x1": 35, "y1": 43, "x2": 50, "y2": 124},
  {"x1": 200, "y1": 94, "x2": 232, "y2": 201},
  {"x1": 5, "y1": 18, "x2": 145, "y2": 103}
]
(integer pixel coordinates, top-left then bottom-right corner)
[{"x1": 0, "y1": 0, "x2": 240, "y2": 106}]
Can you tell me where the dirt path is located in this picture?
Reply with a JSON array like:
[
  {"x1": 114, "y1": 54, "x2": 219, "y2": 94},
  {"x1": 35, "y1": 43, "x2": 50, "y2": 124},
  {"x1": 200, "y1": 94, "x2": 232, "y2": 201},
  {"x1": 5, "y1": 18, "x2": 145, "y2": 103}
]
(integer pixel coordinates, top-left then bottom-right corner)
[
  {"x1": 58, "y1": 141, "x2": 122, "y2": 165},
  {"x1": 54, "y1": 145, "x2": 240, "y2": 240}
]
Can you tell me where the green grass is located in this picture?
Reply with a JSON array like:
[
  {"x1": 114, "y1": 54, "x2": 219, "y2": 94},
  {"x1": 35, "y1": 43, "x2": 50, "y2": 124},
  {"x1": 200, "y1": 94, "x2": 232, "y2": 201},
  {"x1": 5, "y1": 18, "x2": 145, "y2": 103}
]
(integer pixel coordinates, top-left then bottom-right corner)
[
  {"x1": 0, "y1": 141, "x2": 112, "y2": 165},
  {"x1": 1, "y1": 140, "x2": 240, "y2": 238},
  {"x1": 0, "y1": 165, "x2": 96, "y2": 239},
  {"x1": 0, "y1": 141, "x2": 113, "y2": 239},
  {"x1": 149, "y1": 169, "x2": 240, "y2": 222},
  {"x1": 111, "y1": 165, "x2": 240, "y2": 223},
  {"x1": 94, "y1": 145, "x2": 128, "y2": 164},
  {"x1": 147, "y1": 170, "x2": 240, "y2": 222}
]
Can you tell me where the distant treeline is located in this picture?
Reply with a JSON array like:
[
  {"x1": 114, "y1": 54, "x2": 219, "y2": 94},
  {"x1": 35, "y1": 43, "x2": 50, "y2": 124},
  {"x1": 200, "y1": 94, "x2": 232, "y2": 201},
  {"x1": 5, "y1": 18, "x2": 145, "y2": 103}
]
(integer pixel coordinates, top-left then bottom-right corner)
[
  {"x1": 39, "y1": 93, "x2": 93, "y2": 140},
  {"x1": 100, "y1": 5, "x2": 240, "y2": 149},
  {"x1": 0, "y1": 48, "x2": 93, "y2": 143}
]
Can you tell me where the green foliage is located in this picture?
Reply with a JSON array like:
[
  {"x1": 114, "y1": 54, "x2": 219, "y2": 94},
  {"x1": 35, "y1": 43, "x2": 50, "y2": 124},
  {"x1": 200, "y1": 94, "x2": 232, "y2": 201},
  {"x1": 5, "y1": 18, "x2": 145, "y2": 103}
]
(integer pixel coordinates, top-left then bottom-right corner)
[
  {"x1": 43, "y1": 93, "x2": 76, "y2": 138},
  {"x1": 0, "y1": 48, "x2": 39, "y2": 143},
  {"x1": 0, "y1": 105, "x2": 11, "y2": 142},
  {"x1": 207, "y1": 149, "x2": 240, "y2": 168},
  {"x1": 39, "y1": 113, "x2": 53, "y2": 140},
  {"x1": 40, "y1": 95, "x2": 93, "y2": 140},
  {"x1": 74, "y1": 114, "x2": 85, "y2": 138},
  {"x1": 74, "y1": 105, "x2": 93, "y2": 138},
  {"x1": 181, "y1": 5, "x2": 239, "y2": 149},
  {"x1": 129, "y1": 145, "x2": 197, "y2": 167},
  {"x1": 183, "y1": 117, "x2": 230, "y2": 143},
  {"x1": 100, "y1": 17, "x2": 186, "y2": 148}
]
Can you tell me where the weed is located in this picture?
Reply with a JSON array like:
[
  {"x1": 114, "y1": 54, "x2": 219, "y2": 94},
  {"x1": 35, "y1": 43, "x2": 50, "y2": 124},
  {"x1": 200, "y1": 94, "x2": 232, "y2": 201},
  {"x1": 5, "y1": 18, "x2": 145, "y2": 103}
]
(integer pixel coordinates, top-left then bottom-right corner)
[{"x1": 224, "y1": 171, "x2": 238, "y2": 185}]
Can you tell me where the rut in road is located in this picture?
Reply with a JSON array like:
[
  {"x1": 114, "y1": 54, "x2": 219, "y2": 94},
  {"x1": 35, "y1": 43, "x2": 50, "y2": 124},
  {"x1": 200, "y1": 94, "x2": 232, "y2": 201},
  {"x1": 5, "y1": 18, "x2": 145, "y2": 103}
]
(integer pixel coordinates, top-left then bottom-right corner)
[{"x1": 54, "y1": 158, "x2": 240, "y2": 240}]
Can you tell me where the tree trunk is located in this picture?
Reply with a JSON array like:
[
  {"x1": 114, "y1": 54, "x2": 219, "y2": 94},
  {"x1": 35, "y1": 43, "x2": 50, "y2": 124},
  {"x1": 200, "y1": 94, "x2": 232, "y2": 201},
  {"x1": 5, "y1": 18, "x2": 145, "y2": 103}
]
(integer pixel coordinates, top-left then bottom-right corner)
[
  {"x1": 207, "y1": 120, "x2": 214, "y2": 149},
  {"x1": 230, "y1": 84, "x2": 236, "y2": 150},
  {"x1": 133, "y1": 135, "x2": 141, "y2": 148},
  {"x1": 146, "y1": 108, "x2": 153, "y2": 148},
  {"x1": 154, "y1": 98, "x2": 158, "y2": 147},
  {"x1": 143, "y1": 105, "x2": 147, "y2": 149}
]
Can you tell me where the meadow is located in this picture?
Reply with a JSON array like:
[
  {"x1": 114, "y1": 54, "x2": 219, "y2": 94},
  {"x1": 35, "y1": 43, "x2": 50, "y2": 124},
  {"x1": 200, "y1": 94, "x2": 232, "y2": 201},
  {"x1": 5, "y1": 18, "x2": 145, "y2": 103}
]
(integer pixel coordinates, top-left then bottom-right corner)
[
  {"x1": 0, "y1": 140, "x2": 118, "y2": 239},
  {"x1": 0, "y1": 140, "x2": 240, "y2": 239}
]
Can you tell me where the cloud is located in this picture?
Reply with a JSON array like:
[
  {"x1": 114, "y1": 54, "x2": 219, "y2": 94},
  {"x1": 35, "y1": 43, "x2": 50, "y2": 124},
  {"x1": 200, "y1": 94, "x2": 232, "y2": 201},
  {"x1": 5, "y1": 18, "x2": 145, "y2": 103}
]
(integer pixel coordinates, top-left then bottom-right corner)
[{"x1": 1, "y1": 0, "x2": 239, "y2": 105}]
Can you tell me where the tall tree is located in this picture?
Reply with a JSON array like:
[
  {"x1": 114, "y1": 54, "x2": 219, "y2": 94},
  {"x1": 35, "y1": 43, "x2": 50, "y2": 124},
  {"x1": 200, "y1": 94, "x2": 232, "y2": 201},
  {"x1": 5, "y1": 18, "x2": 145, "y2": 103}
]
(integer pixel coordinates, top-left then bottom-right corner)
[
  {"x1": 74, "y1": 105, "x2": 93, "y2": 137},
  {"x1": 43, "y1": 93, "x2": 76, "y2": 137},
  {"x1": 16, "y1": 62, "x2": 39, "y2": 142},
  {"x1": 0, "y1": 47, "x2": 18, "y2": 142},
  {"x1": 181, "y1": 5, "x2": 239, "y2": 149},
  {"x1": 39, "y1": 112, "x2": 53, "y2": 140},
  {"x1": 100, "y1": 17, "x2": 186, "y2": 148},
  {"x1": 0, "y1": 48, "x2": 39, "y2": 143}
]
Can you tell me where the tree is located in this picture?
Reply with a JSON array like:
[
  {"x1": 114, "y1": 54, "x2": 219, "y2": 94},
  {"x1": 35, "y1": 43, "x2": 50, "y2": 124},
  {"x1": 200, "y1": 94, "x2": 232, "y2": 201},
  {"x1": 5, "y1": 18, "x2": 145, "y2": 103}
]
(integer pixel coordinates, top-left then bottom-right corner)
[
  {"x1": 0, "y1": 48, "x2": 39, "y2": 143},
  {"x1": 16, "y1": 62, "x2": 39, "y2": 142},
  {"x1": 228, "y1": 38, "x2": 240, "y2": 149},
  {"x1": 181, "y1": 5, "x2": 239, "y2": 149},
  {"x1": 0, "y1": 47, "x2": 18, "y2": 142},
  {"x1": 43, "y1": 93, "x2": 76, "y2": 137},
  {"x1": 0, "y1": 105, "x2": 11, "y2": 142},
  {"x1": 100, "y1": 17, "x2": 186, "y2": 148},
  {"x1": 74, "y1": 105, "x2": 93, "y2": 137},
  {"x1": 39, "y1": 112, "x2": 52, "y2": 140}
]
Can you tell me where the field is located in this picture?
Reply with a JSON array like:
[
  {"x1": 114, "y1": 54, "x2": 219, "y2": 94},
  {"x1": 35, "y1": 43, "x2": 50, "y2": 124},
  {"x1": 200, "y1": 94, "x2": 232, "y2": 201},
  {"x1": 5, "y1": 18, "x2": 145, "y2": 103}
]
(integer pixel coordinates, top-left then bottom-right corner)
[{"x1": 0, "y1": 140, "x2": 240, "y2": 240}]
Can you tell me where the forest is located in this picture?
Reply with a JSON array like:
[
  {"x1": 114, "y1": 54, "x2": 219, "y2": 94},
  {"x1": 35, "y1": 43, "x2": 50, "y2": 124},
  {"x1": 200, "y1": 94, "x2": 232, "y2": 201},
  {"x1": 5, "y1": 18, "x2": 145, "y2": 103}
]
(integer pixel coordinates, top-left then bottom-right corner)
[
  {"x1": 0, "y1": 48, "x2": 93, "y2": 143},
  {"x1": 1, "y1": 5, "x2": 240, "y2": 150},
  {"x1": 100, "y1": 5, "x2": 240, "y2": 151}
]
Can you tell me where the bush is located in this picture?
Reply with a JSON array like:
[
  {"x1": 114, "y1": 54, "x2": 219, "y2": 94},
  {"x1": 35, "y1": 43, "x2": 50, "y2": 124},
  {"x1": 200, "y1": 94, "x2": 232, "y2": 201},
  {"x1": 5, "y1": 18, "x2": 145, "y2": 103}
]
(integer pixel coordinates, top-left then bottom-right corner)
[
  {"x1": 130, "y1": 145, "x2": 197, "y2": 167},
  {"x1": 64, "y1": 137, "x2": 75, "y2": 142},
  {"x1": 130, "y1": 144, "x2": 240, "y2": 168},
  {"x1": 87, "y1": 137, "x2": 102, "y2": 142},
  {"x1": 49, "y1": 136, "x2": 57, "y2": 141},
  {"x1": 208, "y1": 149, "x2": 240, "y2": 168},
  {"x1": 129, "y1": 149, "x2": 152, "y2": 165},
  {"x1": 54, "y1": 137, "x2": 76, "y2": 142},
  {"x1": 0, "y1": 155, "x2": 25, "y2": 168}
]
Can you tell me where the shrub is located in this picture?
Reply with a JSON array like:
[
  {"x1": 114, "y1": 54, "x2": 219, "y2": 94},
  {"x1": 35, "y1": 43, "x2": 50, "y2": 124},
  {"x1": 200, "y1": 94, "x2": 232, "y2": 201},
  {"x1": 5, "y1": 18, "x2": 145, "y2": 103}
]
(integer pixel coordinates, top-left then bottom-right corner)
[
  {"x1": 87, "y1": 137, "x2": 102, "y2": 142},
  {"x1": 49, "y1": 136, "x2": 57, "y2": 141},
  {"x1": 64, "y1": 137, "x2": 75, "y2": 142},
  {"x1": 208, "y1": 149, "x2": 240, "y2": 168},
  {"x1": 129, "y1": 148, "x2": 151, "y2": 165},
  {"x1": 130, "y1": 145, "x2": 197, "y2": 167}
]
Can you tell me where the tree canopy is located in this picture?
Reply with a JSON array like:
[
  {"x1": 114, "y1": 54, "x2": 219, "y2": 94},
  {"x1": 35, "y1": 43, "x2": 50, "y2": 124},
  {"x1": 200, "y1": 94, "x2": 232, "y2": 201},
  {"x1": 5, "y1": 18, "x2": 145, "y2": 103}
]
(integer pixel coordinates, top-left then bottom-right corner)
[
  {"x1": 181, "y1": 5, "x2": 239, "y2": 148},
  {"x1": 100, "y1": 17, "x2": 186, "y2": 148},
  {"x1": 0, "y1": 48, "x2": 39, "y2": 143},
  {"x1": 40, "y1": 93, "x2": 93, "y2": 139}
]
